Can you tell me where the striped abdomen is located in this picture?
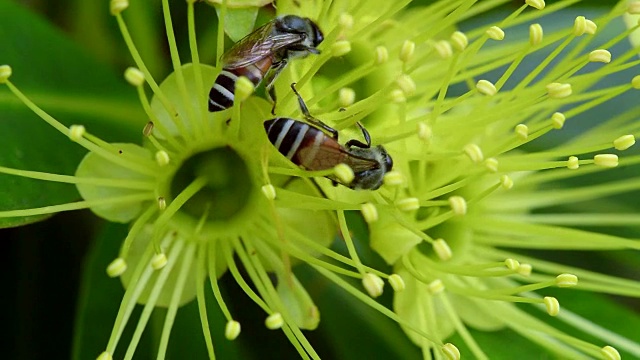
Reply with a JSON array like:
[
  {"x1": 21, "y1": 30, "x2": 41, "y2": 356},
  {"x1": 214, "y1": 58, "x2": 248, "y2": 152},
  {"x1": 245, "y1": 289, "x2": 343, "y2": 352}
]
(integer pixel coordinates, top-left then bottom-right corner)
[
  {"x1": 208, "y1": 57, "x2": 273, "y2": 112},
  {"x1": 264, "y1": 118, "x2": 345, "y2": 170}
]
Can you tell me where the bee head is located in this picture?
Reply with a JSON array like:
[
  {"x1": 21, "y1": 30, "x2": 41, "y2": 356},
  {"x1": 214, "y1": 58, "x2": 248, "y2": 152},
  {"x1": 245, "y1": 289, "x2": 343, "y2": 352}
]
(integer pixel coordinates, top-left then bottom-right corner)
[{"x1": 278, "y1": 15, "x2": 324, "y2": 48}]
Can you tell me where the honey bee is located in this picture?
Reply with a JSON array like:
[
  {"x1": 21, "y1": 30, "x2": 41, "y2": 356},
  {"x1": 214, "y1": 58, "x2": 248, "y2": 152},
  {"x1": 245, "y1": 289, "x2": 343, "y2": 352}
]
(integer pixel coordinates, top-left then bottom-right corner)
[
  {"x1": 209, "y1": 15, "x2": 324, "y2": 113},
  {"x1": 264, "y1": 84, "x2": 393, "y2": 190}
]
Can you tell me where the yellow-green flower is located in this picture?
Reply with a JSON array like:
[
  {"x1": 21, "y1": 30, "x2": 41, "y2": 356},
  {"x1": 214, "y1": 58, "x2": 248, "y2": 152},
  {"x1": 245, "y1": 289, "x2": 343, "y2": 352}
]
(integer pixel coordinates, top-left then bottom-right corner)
[{"x1": 1, "y1": 0, "x2": 640, "y2": 359}]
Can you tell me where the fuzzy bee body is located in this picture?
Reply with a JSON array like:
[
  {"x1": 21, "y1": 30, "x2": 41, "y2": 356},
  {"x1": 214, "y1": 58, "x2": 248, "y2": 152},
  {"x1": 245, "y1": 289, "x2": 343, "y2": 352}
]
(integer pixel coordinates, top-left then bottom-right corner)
[{"x1": 209, "y1": 15, "x2": 323, "y2": 113}]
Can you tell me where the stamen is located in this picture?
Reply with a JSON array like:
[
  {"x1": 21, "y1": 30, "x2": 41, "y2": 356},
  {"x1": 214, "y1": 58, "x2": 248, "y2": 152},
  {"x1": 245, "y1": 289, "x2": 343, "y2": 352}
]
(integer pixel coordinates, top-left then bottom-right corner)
[
  {"x1": 332, "y1": 40, "x2": 352, "y2": 57},
  {"x1": 396, "y1": 74, "x2": 416, "y2": 96},
  {"x1": 396, "y1": 197, "x2": 420, "y2": 212},
  {"x1": 428, "y1": 279, "x2": 445, "y2": 294},
  {"x1": 0, "y1": 64, "x2": 12, "y2": 82},
  {"x1": 362, "y1": 273, "x2": 384, "y2": 298},
  {"x1": 157, "y1": 197, "x2": 167, "y2": 211},
  {"x1": 525, "y1": 0, "x2": 545, "y2": 10},
  {"x1": 434, "y1": 40, "x2": 453, "y2": 59},
  {"x1": 388, "y1": 274, "x2": 405, "y2": 292},
  {"x1": 390, "y1": 89, "x2": 406, "y2": 103},
  {"x1": 484, "y1": 158, "x2": 499, "y2": 172},
  {"x1": 529, "y1": 23, "x2": 543, "y2": 46},
  {"x1": 486, "y1": 26, "x2": 505, "y2": 41},
  {"x1": 68, "y1": 125, "x2": 86, "y2": 142},
  {"x1": 613, "y1": 135, "x2": 635, "y2": 150},
  {"x1": 589, "y1": 49, "x2": 612, "y2": 63},
  {"x1": 543, "y1": 296, "x2": 560, "y2": 316},
  {"x1": 400, "y1": 40, "x2": 416, "y2": 63},
  {"x1": 556, "y1": 273, "x2": 579, "y2": 287},
  {"x1": 500, "y1": 175, "x2": 514, "y2": 190},
  {"x1": 383, "y1": 171, "x2": 406, "y2": 187},
  {"x1": 360, "y1": 203, "x2": 378, "y2": 223},
  {"x1": 593, "y1": 154, "x2": 618, "y2": 168},
  {"x1": 463, "y1": 143, "x2": 484, "y2": 163},
  {"x1": 142, "y1": 121, "x2": 154, "y2": 137},
  {"x1": 629, "y1": 1, "x2": 640, "y2": 14},
  {"x1": 601, "y1": 346, "x2": 621, "y2": 360},
  {"x1": 151, "y1": 253, "x2": 168, "y2": 270},
  {"x1": 334, "y1": 163, "x2": 355, "y2": 185},
  {"x1": 97, "y1": 351, "x2": 113, "y2": 360},
  {"x1": 339, "y1": 13, "x2": 354, "y2": 30},
  {"x1": 546, "y1": 82, "x2": 572, "y2": 98},
  {"x1": 476, "y1": 79, "x2": 497, "y2": 96},
  {"x1": 338, "y1": 87, "x2": 356, "y2": 107},
  {"x1": 573, "y1": 16, "x2": 587, "y2": 36},
  {"x1": 442, "y1": 343, "x2": 461, "y2": 360},
  {"x1": 515, "y1": 124, "x2": 529, "y2": 140},
  {"x1": 632, "y1": 75, "x2": 640, "y2": 89},
  {"x1": 505, "y1": 258, "x2": 520, "y2": 270},
  {"x1": 110, "y1": 0, "x2": 129, "y2": 15},
  {"x1": 433, "y1": 239, "x2": 453, "y2": 261},
  {"x1": 265, "y1": 312, "x2": 284, "y2": 330},
  {"x1": 155, "y1": 151, "x2": 170, "y2": 166},
  {"x1": 418, "y1": 122, "x2": 432, "y2": 141},
  {"x1": 375, "y1": 46, "x2": 389, "y2": 64},
  {"x1": 107, "y1": 258, "x2": 128, "y2": 278},
  {"x1": 225, "y1": 320, "x2": 241, "y2": 340},
  {"x1": 518, "y1": 263, "x2": 532, "y2": 276},
  {"x1": 450, "y1": 31, "x2": 468, "y2": 51},
  {"x1": 124, "y1": 67, "x2": 145, "y2": 87},
  {"x1": 567, "y1": 156, "x2": 580, "y2": 169},
  {"x1": 584, "y1": 19, "x2": 597, "y2": 35},
  {"x1": 551, "y1": 112, "x2": 566, "y2": 129},
  {"x1": 448, "y1": 196, "x2": 467, "y2": 215},
  {"x1": 261, "y1": 184, "x2": 277, "y2": 200}
]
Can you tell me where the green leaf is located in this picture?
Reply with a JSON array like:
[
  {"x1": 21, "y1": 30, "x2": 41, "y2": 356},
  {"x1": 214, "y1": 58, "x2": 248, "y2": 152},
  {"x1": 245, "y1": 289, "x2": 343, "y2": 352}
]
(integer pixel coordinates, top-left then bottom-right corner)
[
  {"x1": 215, "y1": 6, "x2": 259, "y2": 42},
  {"x1": 0, "y1": 1, "x2": 145, "y2": 228}
]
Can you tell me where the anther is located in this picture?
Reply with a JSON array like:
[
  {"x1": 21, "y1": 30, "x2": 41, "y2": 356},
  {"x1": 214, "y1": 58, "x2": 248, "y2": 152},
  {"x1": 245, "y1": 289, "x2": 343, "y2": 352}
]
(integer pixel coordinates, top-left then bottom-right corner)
[
  {"x1": 476, "y1": 79, "x2": 497, "y2": 96},
  {"x1": 505, "y1": 258, "x2": 520, "y2": 270},
  {"x1": 463, "y1": 143, "x2": 484, "y2": 163},
  {"x1": 525, "y1": 0, "x2": 545, "y2": 10},
  {"x1": 383, "y1": 171, "x2": 406, "y2": 186},
  {"x1": 110, "y1": 0, "x2": 129, "y2": 15},
  {"x1": 418, "y1": 122, "x2": 432, "y2": 141},
  {"x1": 428, "y1": 279, "x2": 445, "y2": 294},
  {"x1": 544, "y1": 296, "x2": 560, "y2": 316},
  {"x1": 97, "y1": 351, "x2": 113, "y2": 360},
  {"x1": 442, "y1": 343, "x2": 461, "y2": 360},
  {"x1": 69, "y1": 125, "x2": 86, "y2": 142},
  {"x1": 613, "y1": 135, "x2": 635, "y2": 150},
  {"x1": 261, "y1": 184, "x2": 277, "y2": 200},
  {"x1": 0, "y1": 65, "x2": 12, "y2": 83},
  {"x1": 518, "y1": 263, "x2": 532, "y2": 276},
  {"x1": 396, "y1": 74, "x2": 416, "y2": 96},
  {"x1": 396, "y1": 197, "x2": 420, "y2": 212},
  {"x1": 124, "y1": 67, "x2": 144, "y2": 87},
  {"x1": 450, "y1": 31, "x2": 468, "y2": 51},
  {"x1": 235, "y1": 76, "x2": 254, "y2": 102},
  {"x1": 486, "y1": 26, "x2": 505, "y2": 40},
  {"x1": 434, "y1": 40, "x2": 453, "y2": 59},
  {"x1": 551, "y1": 112, "x2": 566, "y2": 129},
  {"x1": 151, "y1": 253, "x2": 168, "y2": 270},
  {"x1": 388, "y1": 274, "x2": 405, "y2": 292},
  {"x1": 601, "y1": 346, "x2": 621, "y2": 360},
  {"x1": 631, "y1": 75, "x2": 640, "y2": 89},
  {"x1": 594, "y1": 154, "x2": 618, "y2": 168},
  {"x1": 567, "y1": 156, "x2": 579, "y2": 170},
  {"x1": 339, "y1": 88, "x2": 356, "y2": 107},
  {"x1": 433, "y1": 239, "x2": 453, "y2": 261},
  {"x1": 500, "y1": 175, "x2": 514, "y2": 190},
  {"x1": 589, "y1": 49, "x2": 611, "y2": 63},
  {"x1": 485, "y1": 158, "x2": 499, "y2": 172},
  {"x1": 339, "y1": 13, "x2": 354, "y2": 30},
  {"x1": 573, "y1": 16, "x2": 587, "y2": 36},
  {"x1": 155, "y1": 151, "x2": 170, "y2": 166},
  {"x1": 629, "y1": 1, "x2": 640, "y2": 14},
  {"x1": 332, "y1": 41, "x2": 352, "y2": 57},
  {"x1": 265, "y1": 313, "x2": 284, "y2": 330},
  {"x1": 334, "y1": 163, "x2": 355, "y2": 185},
  {"x1": 448, "y1": 196, "x2": 467, "y2": 215},
  {"x1": 106, "y1": 258, "x2": 127, "y2": 277},
  {"x1": 143, "y1": 121, "x2": 154, "y2": 136},
  {"x1": 556, "y1": 273, "x2": 578, "y2": 287},
  {"x1": 529, "y1": 24, "x2": 543, "y2": 46},
  {"x1": 360, "y1": 203, "x2": 378, "y2": 223},
  {"x1": 400, "y1": 40, "x2": 416, "y2": 62},
  {"x1": 515, "y1": 124, "x2": 529, "y2": 140},
  {"x1": 585, "y1": 19, "x2": 597, "y2": 35},
  {"x1": 362, "y1": 273, "x2": 385, "y2": 298},
  {"x1": 158, "y1": 197, "x2": 167, "y2": 210},
  {"x1": 375, "y1": 46, "x2": 389, "y2": 64},
  {"x1": 546, "y1": 82, "x2": 572, "y2": 99},
  {"x1": 390, "y1": 89, "x2": 406, "y2": 103},
  {"x1": 225, "y1": 320, "x2": 241, "y2": 340}
]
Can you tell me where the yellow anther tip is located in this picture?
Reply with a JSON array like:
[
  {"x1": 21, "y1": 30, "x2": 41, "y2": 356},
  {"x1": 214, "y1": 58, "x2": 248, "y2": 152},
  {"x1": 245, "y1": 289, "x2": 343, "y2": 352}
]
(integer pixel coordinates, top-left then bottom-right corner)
[
  {"x1": 375, "y1": 46, "x2": 389, "y2": 64},
  {"x1": 397, "y1": 74, "x2": 416, "y2": 96},
  {"x1": 0, "y1": 65, "x2": 12, "y2": 83},
  {"x1": 529, "y1": 23, "x2": 544, "y2": 45},
  {"x1": 500, "y1": 175, "x2": 514, "y2": 190},
  {"x1": 546, "y1": 82, "x2": 572, "y2": 99},
  {"x1": 515, "y1": 124, "x2": 529, "y2": 140},
  {"x1": 360, "y1": 203, "x2": 378, "y2": 223},
  {"x1": 567, "y1": 156, "x2": 580, "y2": 170},
  {"x1": 505, "y1": 258, "x2": 520, "y2": 270},
  {"x1": 448, "y1": 196, "x2": 467, "y2": 215},
  {"x1": 155, "y1": 151, "x2": 170, "y2": 166},
  {"x1": 338, "y1": 87, "x2": 356, "y2": 107},
  {"x1": 551, "y1": 112, "x2": 566, "y2": 129},
  {"x1": 106, "y1": 258, "x2": 127, "y2": 278},
  {"x1": 613, "y1": 135, "x2": 635, "y2": 150},
  {"x1": 525, "y1": 0, "x2": 545, "y2": 10},
  {"x1": 594, "y1": 154, "x2": 618, "y2": 168},
  {"x1": 484, "y1": 158, "x2": 499, "y2": 172},
  {"x1": 362, "y1": 273, "x2": 385, "y2": 298},
  {"x1": 435, "y1": 40, "x2": 453, "y2": 59},
  {"x1": 339, "y1": 13, "x2": 354, "y2": 30},
  {"x1": 143, "y1": 121, "x2": 154, "y2": 137},
  {"x1": 225, "y1": 320, "x2": 241, "y2": 340},
  {"x1": 450, "y1": 31, "x2": 468, "y2": 51},
  {"x1": 396, "y1": 197, "x2": 420, "y2": 212},
  {"x1": 334, "y1": 163, "x2": 355, "y2": 185},
  {"x1": 629, "y1": 1, "x2": 640, "y2": 15},
  {"x1": 573, "y1": 16, "x2": 587, "y2": 36},
  {"x1": 390, "y1": 89, "x2": 406, "y2": 103},
  {"x1": 124, "y1": 67, "x2": 144, "y2": 87},
  {"x1": 69, "y1": 125, "x2": 86, "y2": 142},
  {"x1": 486, "y1": 26, "x2": 505, "y2": 41},
  {"x1": 428, "y1": 279, "x2": 445, "y2": 294},
  {"x1": 442, "y1": 343, "x2": 461, "y2": 360},
  {"x1": 157, "y1": 196, "x2": 167, "y2": 211},
  {"x1": 463, "y1": 143, "x2": 484, "y2": 163},
  {"x1": 556, "y1": 273, "x2": 578, "y2": 287},
  {"x1": 632, "y1": 75, "x2": 640, "y2": 89},
  {"x1": 261, "y1": 184, "x2": 277, "y2": 200},
  {"x1": 151, "y1": 253, "x2": 168, "y2": 270},
  {"x1": 589, "y1": 49, "x2": 611, "y2": 63},
  {"x1": 265, "y1": 313, "x2": 284, "y2": 330},
  {"x1": 389, "y1": 274, "x2": 406, "y2": 292},
  {"x1": 518, "y1": 263, "x2": 532, "y2": 276},
  {"x1": 110, "y1": 0, "x2": 129, "y2": 15},
  {"x1": 433, "y1": 239, "x2": 453, "y2": 261},
  {"x1": 383, "y1": 171, "x2": 405, "y2": 186},
  {"x1": 476, "y1": 79, "x2": 497, "y2": 96},
  {"x1": 544, "y1": 296, "x2": 560, "y2": 316},
  {"x1": 97, "y1": 351, "x2": 113, "y2": 360},
  {"x1": 332, "y1": 40, "x2": 352, "y2": 57},
  {"x1": 601, "y1": 346, "x2": 621, "y2": 360},
  {"x1": 400, "y1": 40, "x2": 416, "y2": 62}
]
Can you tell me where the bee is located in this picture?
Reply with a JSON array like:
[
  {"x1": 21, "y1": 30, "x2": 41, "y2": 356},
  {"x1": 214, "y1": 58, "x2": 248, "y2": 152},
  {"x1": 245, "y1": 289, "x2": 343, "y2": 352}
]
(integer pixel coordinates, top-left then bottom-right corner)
[
  {"x1": 264, "y1": 84, "x2": 393, "y2": 190},
  {"x1": 209, "y1": 15, "x2": 324, "y2": 114}
]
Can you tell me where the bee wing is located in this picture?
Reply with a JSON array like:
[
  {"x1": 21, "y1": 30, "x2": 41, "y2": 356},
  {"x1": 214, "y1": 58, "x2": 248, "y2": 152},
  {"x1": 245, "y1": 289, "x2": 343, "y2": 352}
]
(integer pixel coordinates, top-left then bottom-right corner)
[
  {"x1": 221, "y1": 22, "x2": 304, "y2": 69},
  {"x1": 297, "y1": 140, "x2": 379, "y2": 173},
  {"x1": 344, "y1": 155, "x2": 380, "y2": 173}
]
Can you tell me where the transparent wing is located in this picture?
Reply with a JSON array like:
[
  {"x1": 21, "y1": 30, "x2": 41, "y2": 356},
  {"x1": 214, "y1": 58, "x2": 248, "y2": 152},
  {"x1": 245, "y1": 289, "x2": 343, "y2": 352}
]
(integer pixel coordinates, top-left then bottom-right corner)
[{"x1": 221, "y1": 22, "x2": 304, "y2": 69}]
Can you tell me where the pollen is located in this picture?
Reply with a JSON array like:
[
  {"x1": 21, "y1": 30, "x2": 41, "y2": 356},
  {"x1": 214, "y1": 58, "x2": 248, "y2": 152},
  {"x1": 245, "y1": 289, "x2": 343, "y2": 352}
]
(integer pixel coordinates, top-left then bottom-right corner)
[
  {"x1": 151, "y1": 253, "x2": 168, "y2": 270},
  {"x1": 418, "y1": 122, "x2": 432, "y2": 141},
  {"x1": 631, "y1": 75, "x2": 640, "y2": 89},
  {"x1": 388, "y1": 274, "x2": 406, "y2": 292},
  {"x1": 396, "y1": 74, "x2": 416, "y2": 96},
  {"x1": 110, "y1": 0, "x2": 129, "y2": 15},
  {"x1": 375, "y1": 46, "x2": 389, "y2": 64},
  {"x1": 556, "y1": 273, "x2": 578, "y2": 287},
  {"x1": 339, "y1": 87, "x2": 356, "y2": 107},
  {"x1": 442, "y1": 343, "x2": 461, "y2": 360},
  {"x1": 463, "y1": 143, "x2": 484, "y2": 163},
  {"x1": 362, "y1": 273, "x2": 385, "y2": 298},
  {"x1": 589, "y1": 49, "x2": 611, "y2": 63},
  {"x1": 544, "y1": 296, "x2": 560, "y2": 316},
  {"x1": 476, "y1": 79, "x2": 497, "y2": 96},
  {"x1": 594, "y1": 154, "x2": 618, "y2": 168},
  {"x1": 234, "y1": 76, "x2": 254, "y2": 102},
  {"x1": 504, "y1": 258, "x2": 520, "y2": 270},
  {"x1": 396, "y1": 197, "x2": 420, "y2": 212},
  {"x1": 339, "y1": 13, "x2": 354, "y2": 30},
  {"x1": 334, "y1": 163, "x2": 355, "y2": 185},
  {"x1": 629, "y1": 1, "x2": 640, "y2": 14},
  {"x1": 124, "y1": 67, "x2": 144, "y2": 87},
  {"x1": 69, "y1": 125, "x2": 86, "y2": 142},
  {"x1": 332, "y1": 40, "x2": 352, "y2": 57},
  {"x1": 515, "y1": 124, "x2": 529, "y2": 140},
  {"x1": 450, "y1": 31, "x2": 468, "y2": 51},
  {"x1": 601, "y1": 346, "x2": 621, "y2": 360},
  {"x1": 360, "y1": 202, "x2": 378, "y2": 223},
  {"x1": 261, "y1": 184, "x2": 277, "y2": 200},
  {"x1": 525, "y1": 0, "x2": 545, "y2": 10},
  {"x1": 529, "y1": 24, "x2": 543, "y2": 46},
  {"x1": 155, "y1": 150, "x2": 170, "y2": 166},
  {"x1": 518, "y1": 263, "x2": 532, "y2": 276},
  {"x1": 434, "y1": 40, "x2": 453, "y2": 59},
  {"x1": 97, "y1": 351, "x2": 113, "y2": 360},
  {"x1": 546, "y1": 82, "x2": 572, "y2": 99},
  {"x1": 500, "y1": 175, "x2": 514, "y2": 190},
  {"x1": 551, "y1": 112, "x2": 566, "y2": 129},
  {"x1": 484, "y1": 158, "x2": 499, "y2": 172},
  {"x1": 448, "y1": 196, "x2": 467, "y2": 215},
  {"x1": 428, "y1": 279, "x2": 445, "y2": 294},
  {"x1": 399, "y1": 40, "x2": 416, "y2": 62},
  {"x1": 390, "y1": 89, "x2": 406, "y2": 103},
  {"x1": 567, "y1": 156, "x2": 580, "y2": 170},
  {"x1": 106, "y1": 258, "x2": 127, "y2": 278},
  {"x1": 157, "y1": 196, "x2": 167, "y2": 210},
  {"x1": 613, "y1": 135, "x2": 635, "y2": 150},
  {"x1": 433, "y1": 239, "x2": 453, "y2": 261},
  {"x1": 225, "y1": 320, "x2": 241, "y2": 340},
  {"x1": 486, "y1": 26, "x2": 505, "y2": 41},
  {"x1": 143, "y1": 121, "x2": 154, "y2": 136},
  {"x1": 0, "y1": 64, "x2": 12, "y2": 83},
  {"x1": 265, "y1": 313, "x2": 284, "y2": 330},
  {"x1": 573, "y1": 16, "x2": 587, "y2": 36},
  {"x1": 383, "y1": 171, "x2": 405, "y2": 186}
]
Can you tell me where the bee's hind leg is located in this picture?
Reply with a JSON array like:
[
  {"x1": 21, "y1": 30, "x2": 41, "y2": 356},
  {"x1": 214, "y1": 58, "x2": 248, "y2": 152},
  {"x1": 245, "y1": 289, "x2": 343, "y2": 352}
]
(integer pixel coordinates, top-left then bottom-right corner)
[
  {"x1": 265, "y1": 60, "x2": 288, "y2": 115},
  {"x1": 290, "y1": 83, "x2": 339, "y2": 140},
  {"x1": 345, "y1": 122, "x2": 372, "y2": 149}
]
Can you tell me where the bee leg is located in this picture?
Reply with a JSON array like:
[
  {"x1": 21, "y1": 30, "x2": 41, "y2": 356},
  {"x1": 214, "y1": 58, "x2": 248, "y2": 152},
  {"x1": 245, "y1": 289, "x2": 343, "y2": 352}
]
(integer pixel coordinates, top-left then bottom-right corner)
[
  {"x1": 265, "y1": 60, "x2": 288, "y2": 115},
  {"x1": 345, "y1": 122, "x2": 372, "y2": 149},
  {"x1": 290, "y1": 82, "x2": 339, "y2": 140}
]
